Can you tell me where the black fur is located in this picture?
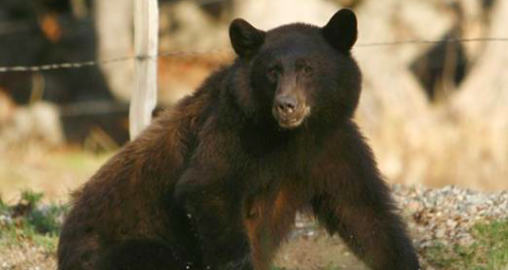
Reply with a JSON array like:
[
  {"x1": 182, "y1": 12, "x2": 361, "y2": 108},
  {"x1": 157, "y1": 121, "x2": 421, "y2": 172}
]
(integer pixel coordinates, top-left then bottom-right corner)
[{"x1": 58, "y1": 9, "x2": 420, "y2": 270}]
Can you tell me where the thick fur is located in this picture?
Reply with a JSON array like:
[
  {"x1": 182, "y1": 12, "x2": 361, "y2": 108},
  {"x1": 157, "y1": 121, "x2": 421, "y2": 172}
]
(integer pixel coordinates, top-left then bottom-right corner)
[{"x1": 58, "y1": 9, "x2": 420, "y2": 270}]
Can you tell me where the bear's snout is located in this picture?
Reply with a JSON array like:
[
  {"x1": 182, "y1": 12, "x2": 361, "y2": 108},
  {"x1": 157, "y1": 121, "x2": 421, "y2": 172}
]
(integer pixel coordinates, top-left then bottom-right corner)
[
  {"x1": 275, "y1": 95, "x2": 298, "y2": 115},
  {"x1": 273, "y1": 95, "x2": 310, "y2": 129}
]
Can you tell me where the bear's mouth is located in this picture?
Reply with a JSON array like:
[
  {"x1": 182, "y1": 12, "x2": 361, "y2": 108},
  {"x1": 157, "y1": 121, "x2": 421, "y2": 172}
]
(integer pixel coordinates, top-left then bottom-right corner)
[{"x1": 273, "y1": 105, "x2": 311, "y2": 129}]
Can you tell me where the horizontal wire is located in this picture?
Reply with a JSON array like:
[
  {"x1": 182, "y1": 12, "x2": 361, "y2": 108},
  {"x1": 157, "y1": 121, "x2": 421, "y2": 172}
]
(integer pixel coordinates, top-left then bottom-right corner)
[
  {"x1": 357, "y1": 37, "x2": 508, "y2": 47},
  {"x1": 0, "y1": 37, "x2": 506, "y2": 73},
  {"x1": 0, "y1": 49, "x2": 232, "y2": 73}
]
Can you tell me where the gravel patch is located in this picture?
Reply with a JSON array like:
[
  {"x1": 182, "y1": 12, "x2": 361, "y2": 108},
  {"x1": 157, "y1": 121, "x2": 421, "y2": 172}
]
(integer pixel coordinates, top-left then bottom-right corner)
[
  {"x1": 392, "y1": 184, "x2": 508, "y2": 249},
  {"x1": 0, "y1": 244, "x2": 56, "y2": 270},
  {"x1": 288, "y1": 184, "x2": 508, "y2": 269}
]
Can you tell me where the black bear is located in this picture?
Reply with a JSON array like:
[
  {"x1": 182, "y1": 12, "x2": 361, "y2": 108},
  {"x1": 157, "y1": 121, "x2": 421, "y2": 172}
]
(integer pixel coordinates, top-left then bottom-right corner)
[{"x1": 58, "y1": 9, "x2": 420, "y2": 270}]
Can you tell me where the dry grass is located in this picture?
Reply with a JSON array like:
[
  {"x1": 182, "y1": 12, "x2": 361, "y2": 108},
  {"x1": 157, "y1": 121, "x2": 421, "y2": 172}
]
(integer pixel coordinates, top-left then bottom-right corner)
[{"x1": 0, "y1": 144, "x2": 110, "y2": 202}]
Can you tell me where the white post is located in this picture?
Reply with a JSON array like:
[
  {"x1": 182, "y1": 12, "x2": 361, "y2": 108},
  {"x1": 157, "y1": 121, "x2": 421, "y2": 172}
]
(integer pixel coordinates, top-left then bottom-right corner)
[{"x1": 130, "y1": 0, "x2": 159, "y2": 140}]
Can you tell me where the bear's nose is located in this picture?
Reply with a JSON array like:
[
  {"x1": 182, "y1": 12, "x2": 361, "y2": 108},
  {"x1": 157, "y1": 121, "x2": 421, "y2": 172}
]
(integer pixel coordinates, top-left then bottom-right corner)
[{"x1": 275, "y1": 95, "x2": 298, "y2": 115}]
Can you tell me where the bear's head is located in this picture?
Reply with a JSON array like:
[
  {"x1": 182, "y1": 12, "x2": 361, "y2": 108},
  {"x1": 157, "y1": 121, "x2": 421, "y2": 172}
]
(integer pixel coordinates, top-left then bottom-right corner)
[{"x1": 229, "y1": 9, "x2": 362, "y2": 131}]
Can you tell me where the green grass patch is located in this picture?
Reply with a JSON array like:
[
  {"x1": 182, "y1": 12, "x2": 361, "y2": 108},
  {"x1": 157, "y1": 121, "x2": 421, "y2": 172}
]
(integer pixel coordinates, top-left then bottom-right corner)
[
  {"x1": 424, "y1": 218, "x2": 508, "y2": 270},
  {"x1": 48, "y1": 151, "x2": 111, "y2": 173},
  {"x1": 0, "y1": 190, "x2": 68, "y2": 253}
]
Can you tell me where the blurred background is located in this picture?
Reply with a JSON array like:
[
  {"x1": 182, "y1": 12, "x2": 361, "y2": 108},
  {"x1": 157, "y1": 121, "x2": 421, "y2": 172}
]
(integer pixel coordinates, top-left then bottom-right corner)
[{"x1": 0, "y1": 0, "x2": 507, "y2": 202}]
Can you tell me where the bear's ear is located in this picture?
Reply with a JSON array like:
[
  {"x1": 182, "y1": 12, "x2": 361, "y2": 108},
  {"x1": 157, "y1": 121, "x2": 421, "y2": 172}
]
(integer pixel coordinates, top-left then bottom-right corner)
[
  {"x1": 229, "y1": 19, "x2": 265, "y2": 58},
  {"x1": 322, "y1": 9, "x2": 358, "y2": 53}
]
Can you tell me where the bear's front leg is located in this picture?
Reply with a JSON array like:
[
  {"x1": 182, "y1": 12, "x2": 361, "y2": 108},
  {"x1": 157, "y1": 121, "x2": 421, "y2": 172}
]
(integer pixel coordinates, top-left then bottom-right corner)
[
  {"x1": 175, "y1": 166, "x2": 253, "y2": 270},
  {"x1": 174, "y1": 126, "x2": 253, "y2": 270},
  {"x1": 310, "y1": 122, "x2": 420, "y2": 270}
]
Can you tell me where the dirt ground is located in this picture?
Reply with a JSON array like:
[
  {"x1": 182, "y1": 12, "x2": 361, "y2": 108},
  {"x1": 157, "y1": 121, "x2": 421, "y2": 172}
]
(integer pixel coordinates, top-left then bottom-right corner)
[
  {"x1": 0, "y1": 244, "x2": 56, "y2": 270},
  {"x1": 0, "y1": 233, "x2": 367, "y2": 270},
  {"x1": 276, "y1": 233, "x2": 368, "y2": 270}
]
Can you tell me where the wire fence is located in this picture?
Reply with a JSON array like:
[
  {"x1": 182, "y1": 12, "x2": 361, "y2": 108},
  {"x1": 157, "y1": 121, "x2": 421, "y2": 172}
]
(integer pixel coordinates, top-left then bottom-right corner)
[
  {"x1": 0, "y1": 37, "x2": 507, "y2": 73},
  {"x1": 0, "y1": 49, "x2": 231, "y2": 73}
]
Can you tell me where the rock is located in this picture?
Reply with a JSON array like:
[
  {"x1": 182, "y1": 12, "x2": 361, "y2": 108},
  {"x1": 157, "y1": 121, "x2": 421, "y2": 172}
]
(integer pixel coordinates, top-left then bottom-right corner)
[
  {"x1": 407, "y1": 201, "x2": 422, "y2": 213},
  {"x1": 446, "y1": 219, "x2": 458, "y2": 229},
  {"x1": 0, "y1": 102, "x2": 64, "y2": 147}
]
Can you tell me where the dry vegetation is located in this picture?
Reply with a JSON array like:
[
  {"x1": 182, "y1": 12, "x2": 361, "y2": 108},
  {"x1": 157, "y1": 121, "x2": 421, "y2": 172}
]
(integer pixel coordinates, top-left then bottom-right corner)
[{"x1": 0, "y1": 145, "x2": 109, "y2": 203}]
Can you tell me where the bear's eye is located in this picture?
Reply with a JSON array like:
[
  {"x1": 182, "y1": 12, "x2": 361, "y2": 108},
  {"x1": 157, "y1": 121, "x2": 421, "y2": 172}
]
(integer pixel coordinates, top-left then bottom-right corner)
[
  {"x1": 267, "y1": 67, "x2": 281, "y2": 81},
  {"x1": 302, "y1": 65, "x2": 313, "y2": 75}
]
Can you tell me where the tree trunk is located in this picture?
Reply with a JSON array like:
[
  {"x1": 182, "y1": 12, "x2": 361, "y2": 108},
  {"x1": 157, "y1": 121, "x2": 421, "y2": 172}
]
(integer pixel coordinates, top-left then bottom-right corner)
[
  {"x1": 94, "y1": 0, "x2": 134, "y2": 101},
  {"x1": 452, "y1": 0, "x2": 508, "y2": 120}
]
